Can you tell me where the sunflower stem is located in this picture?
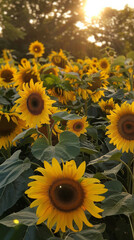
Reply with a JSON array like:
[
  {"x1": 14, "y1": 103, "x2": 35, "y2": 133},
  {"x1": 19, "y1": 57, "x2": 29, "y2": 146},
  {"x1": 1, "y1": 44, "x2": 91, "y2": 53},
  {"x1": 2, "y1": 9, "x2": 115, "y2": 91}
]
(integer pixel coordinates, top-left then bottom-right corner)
[
  {"x1": 31, "y1": 161, "x2": 41, "y2": 168},
  {"x1": 47, "y1": 124, "x2": 52, "y2": 145},
  {"x1": 23, "y1": 194, "x2": 31, "y2": 205},
  {"x1": 114, "y1": 158, "x2": 134, "y2": 192},
  {"x1": 129, "y1": 216, "x2": 134, "y2": 239},
  {"x1": 129, "y1": 64, "x2": 134, "y2": 92},
  {"x1": 84, "y1": 100, "x2": 88, "y2": 116},
  {"x1": 36, "y1": 128, "x2": 49, "y2": 145}
]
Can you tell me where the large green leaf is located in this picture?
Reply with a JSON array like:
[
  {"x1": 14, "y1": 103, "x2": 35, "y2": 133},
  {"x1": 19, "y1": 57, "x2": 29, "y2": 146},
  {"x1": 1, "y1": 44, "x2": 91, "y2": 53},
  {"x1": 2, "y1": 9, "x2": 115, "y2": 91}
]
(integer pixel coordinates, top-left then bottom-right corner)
[
  {"x1": 32, "y1": 131, "x2": 80, "y2": 162},
  {"x1": 102, "y1": 192, "x2": 134, "y2": 217},
  {"x1": 0, "y1": 207, "x2": 38, "y2": 227},
  {"x1": 88, "y1": 149, "x2": 121, "y2": 166},
  {"x1": 0, "y1": 169, "x2": 33, "y2": 216},
  {"x1": 13, "y1": 128, "x2": 38, "y2": 142},
  {"x1": 52, "y1": 111, "x2": 81, "y2": 122},
  {"x1": 0, "y1": 150, "x2": 31, "y2": 188},
  {"x1": 0, "y1": 224, "x2": 53, "y2": 240},
  {"x1": 68, "y1": 224, "x2": 105, "y2": 240}
]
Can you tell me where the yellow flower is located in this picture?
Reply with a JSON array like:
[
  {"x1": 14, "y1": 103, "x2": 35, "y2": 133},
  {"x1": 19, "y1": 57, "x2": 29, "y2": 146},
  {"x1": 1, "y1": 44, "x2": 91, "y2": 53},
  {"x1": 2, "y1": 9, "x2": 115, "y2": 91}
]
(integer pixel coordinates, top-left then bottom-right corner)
[
  {"x1": 48, "y1": 87, "x2": 76, "y2": 105},
  {"x1": 99, "y1": 98, "x2": 115, "y2": 114},
  {"x1": 29, "y1": 40, "x2": 45, "y2": 58},
  {"x1": 66, "y1": 117, "x2": 89, "y2": 137},
  {"x1": 87, "y1": 71, "x2": 109, "y2": 102},
  {"x1": 106, "y1": 101, "x2": 134, "y2": 153},
  {"x1": 0, "y1": 111, "x2": 26, "y2": 149},
  {"x1": 25, "y1": 158, "x2": 107, "y2": 232},
  {"x1": 39, "y1": 63, "x2": 59, "y2": 76},
  {"x1": 98, "y1": 58, "x2": 110, "y2": 72},
  {"x1": 15, "y1": 79, "x2": 55, "y2": 128},
  {"x1": 48, "y1": 49, "x2": 68, "y2": 68},
  {"x1": 0, "y1": 64, "x2": 17, "y2": 88},
  {"x1": 14, "y1": 60, "x2": 40, "y2": 90}
]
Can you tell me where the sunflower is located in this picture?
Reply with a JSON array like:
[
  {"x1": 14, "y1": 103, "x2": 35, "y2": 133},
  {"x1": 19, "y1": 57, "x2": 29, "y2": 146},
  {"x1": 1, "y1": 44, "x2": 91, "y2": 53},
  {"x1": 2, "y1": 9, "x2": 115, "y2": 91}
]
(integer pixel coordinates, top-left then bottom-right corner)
[
  {"x1": 29, "y1": 40, "x2": 45, "y2": 58},
  {"x1": 15, "y1": 80, "x2": 55, "y2": 128},
  {"x1": 48, "y1": 49, "x2": 68, "y2": 68},
  {"x1": 99, "y1": 98, "x2": 116, "y2": 114},
  {"x1": 0, "y1": 64, "x2": 17, "y2": 88},
  {"x1": 14, "y1": 61, "x2": 40, "y2": 90},
  {"x1": 87, "y1": 71, "x2": 109, "y2": 102},
  {"x1": 66, "y1": 117, "x2": 89, "y2": 137},
  {"x1": 2, "y1": 49, "x2": 12, "y2": 63},
  {"x1": 39, "y1": 63, "x2": 59, "y2": 76},
  {"x1": 48, "y1": 87, "x2": 76, "y2": 105},
  {"x1": 106, "y1": 101, "x2": 134, "y2": 153},
  {"x1": 25, "y1": 158, "x2": 107, "y2": 232},
  {"x1": 0, "y1": 110, "x2": 26, "y2": 149},
  {"x1": 77, "y1": 88, "x2": 89, "y2": 100},
  {"x1": 98, "y1": 58, "x2": 110, "y2": 72}
]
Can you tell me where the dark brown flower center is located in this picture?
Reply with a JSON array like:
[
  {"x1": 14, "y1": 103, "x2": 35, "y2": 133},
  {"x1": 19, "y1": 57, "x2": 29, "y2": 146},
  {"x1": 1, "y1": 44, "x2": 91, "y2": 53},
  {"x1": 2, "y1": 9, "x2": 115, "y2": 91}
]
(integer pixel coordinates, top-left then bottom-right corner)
[
  {"x1": 0, "y1": 115, "x2": 17, "y2": 136},
  {"x1": 49, "y1": 178, "x2": 84, "y2": 212},
  {"x1": 33, "y1": 45, "x2": 41, "y2": 53},
  {"x1": 55, "y1": 87, "x2": 63, "y2": 96},
  {"x1": 104, "y1": 105, "x2": 114, "y2": 111},
  {"x1": 118, "y1": 114, "x2": 134, "y2": 140},
  {"x1": 73, "y1": 122, "x2": 84, "y2": 132},
  {"x1": 88, "y1": 77, "x2": 102, "y2": 91},
  {"x1": 52, "y1": 55, "x2": 67, "y2": 68},
  {"x1": 27, "y1": 93, "x2": 44, "y2": 115},
  {"x1": 22, "y1": 70, "x2": 38, "y2": 84},
  {"x1": 1, "y1": 69, "x2": 14, "y2": 82},
  {"x1": 100, "y1": 61, "x2": 108, "y2": 69}
]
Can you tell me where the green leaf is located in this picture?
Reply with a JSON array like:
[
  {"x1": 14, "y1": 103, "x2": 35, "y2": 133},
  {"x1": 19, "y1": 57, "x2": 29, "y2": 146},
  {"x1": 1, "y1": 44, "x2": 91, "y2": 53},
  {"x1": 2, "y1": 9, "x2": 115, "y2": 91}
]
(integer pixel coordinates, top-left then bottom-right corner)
[
  {"x1": 0, "y1": 224, "x2": 53, "y2": 240},
  {"x1": 127, "y1": 51, "x2": 134, "y2": 60},
  {"x1": 69, "y1": 227, "x2": 105, "y2": 240},
  {"x1": 103, "y1": 163, "x2": 122, "y2": 176},
  {"x1": 88, "y1": 149, "x2": 121, "y2": 166},
  {"x1": 104, "y1": 180, "x2": 123, "y2": 198},
  {"x1": 111, "y1": 56, "x2": 125, "y2": 66},
  {"x1": 0, "y1": 169, "x2": 33, "y2": 216},
  {"x1": 13, "y1": 128, "x2": 38, "y2": 142},
  {"x1": 80, "y1": 147, "x2": 98, "y2": 154},
  {"x1": 32, "y1": 131, "x2": 80, "y2": 162},
  {"x1": 52, "y1": 111, "x2": 81, "y2": 122},
  {"x1": 0, "y1": 207, "x2": 38, "y2": 227},
  {"x1": 87, "y1": 127, "x2": 98, "y2": 140},
  {"x1": 0, "y1": 96, "x2": 10, "y2": 105},
  {"x1": 102, "y1": 192, "x2": 134, "y2": 217},
  {"x1": 0, "y1": 151, "x2": 31, "y2": 188}
]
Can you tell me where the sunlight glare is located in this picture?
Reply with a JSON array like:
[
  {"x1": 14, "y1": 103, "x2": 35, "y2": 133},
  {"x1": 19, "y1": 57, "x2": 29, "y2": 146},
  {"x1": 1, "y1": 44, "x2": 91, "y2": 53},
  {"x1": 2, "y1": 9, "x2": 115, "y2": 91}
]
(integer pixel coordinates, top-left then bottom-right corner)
[{"x1": 84, "y1": 0, "x2": 134, "y2": 22}]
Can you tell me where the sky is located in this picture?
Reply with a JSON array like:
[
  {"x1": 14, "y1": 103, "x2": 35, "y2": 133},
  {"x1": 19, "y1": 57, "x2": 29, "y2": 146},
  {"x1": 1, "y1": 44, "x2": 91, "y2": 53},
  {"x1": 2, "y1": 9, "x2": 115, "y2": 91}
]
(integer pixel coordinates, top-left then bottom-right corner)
[{"x1": 84, "y1": 0, "x2": 134, "y2": 21}]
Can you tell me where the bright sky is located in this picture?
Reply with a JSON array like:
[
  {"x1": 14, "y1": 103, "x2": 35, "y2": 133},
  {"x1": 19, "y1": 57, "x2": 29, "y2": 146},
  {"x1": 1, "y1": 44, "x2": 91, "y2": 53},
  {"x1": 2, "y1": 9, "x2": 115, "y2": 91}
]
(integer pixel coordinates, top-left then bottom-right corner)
[{"x1": 84, "y1": 0, "x2": 134, "y2": 21}]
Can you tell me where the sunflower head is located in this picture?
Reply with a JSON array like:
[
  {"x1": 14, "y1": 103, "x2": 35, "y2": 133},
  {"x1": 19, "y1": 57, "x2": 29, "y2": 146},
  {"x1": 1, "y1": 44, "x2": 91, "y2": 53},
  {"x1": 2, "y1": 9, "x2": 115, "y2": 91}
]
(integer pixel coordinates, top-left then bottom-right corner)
[
  {"x1": 25, "y1": 158, "x2": 107, "y2": 232},
  {"x1": 106, "y1": 101, "x2": 134, "y2": 153},
  {"x1": 99, "y1": 98, "x2": 115, "y2": 114},
  {"x1": 66, "y1": 116, "x2": 89, "y2": 137},
  {"x1": 98, "y1": 58, "x2": 110, "y2": 72},
  {"x1": 14, "y1": 61, "x2": 40, "y2": 90},
  {"x1": 0, "y1": 64, "x2": 17, "y2": 88},
  {"x1": 29, "y1": 40, "x2": 45, "y2": 58},
  {"x1": 48, "y1": 87, "x2": 76, "y2": 105},
  {"x1": 15, "y1": 79, "x2": 55, "y2": 128},
  {"x1": 0, "y1": 111, "x2": 26, "y2": 149},
  {"x1": 39, "y1": 63, "x2": 59, "y2": 76},
  {"x1": 48, "y1": 49, "x2": 68, "y2": 68}
]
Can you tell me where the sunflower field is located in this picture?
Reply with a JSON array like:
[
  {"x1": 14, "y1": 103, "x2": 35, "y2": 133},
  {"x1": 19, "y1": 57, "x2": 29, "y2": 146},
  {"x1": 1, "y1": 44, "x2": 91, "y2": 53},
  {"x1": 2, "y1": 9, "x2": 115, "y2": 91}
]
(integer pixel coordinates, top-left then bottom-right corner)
[{"x1": 0, "y1": 41, "x2": 134, "y2": 240}]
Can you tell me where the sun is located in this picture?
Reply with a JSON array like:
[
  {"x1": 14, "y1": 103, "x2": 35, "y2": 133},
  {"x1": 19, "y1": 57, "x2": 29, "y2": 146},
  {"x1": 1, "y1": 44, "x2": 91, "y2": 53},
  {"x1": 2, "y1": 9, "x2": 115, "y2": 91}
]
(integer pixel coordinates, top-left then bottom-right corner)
[{"x1": 84, "y1": 0, "x2": 134, "y2": 22}]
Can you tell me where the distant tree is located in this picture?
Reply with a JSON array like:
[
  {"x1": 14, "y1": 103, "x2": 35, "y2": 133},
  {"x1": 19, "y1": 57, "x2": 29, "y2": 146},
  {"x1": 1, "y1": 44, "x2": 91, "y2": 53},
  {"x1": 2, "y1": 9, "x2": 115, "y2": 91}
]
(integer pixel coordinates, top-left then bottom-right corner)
[
  {"x1": 87, "y1": 6, "x2": 134, "y2": 56},
  {"x1": 0, "y1": 0, "x2": 100, "y2": 59}
]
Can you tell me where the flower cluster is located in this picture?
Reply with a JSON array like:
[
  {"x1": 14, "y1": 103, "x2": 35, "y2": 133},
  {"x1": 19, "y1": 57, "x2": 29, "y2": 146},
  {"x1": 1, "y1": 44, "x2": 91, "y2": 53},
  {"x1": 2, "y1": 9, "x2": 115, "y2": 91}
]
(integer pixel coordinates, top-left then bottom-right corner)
[{"x1": 0, "y1": 41, "x2": 134, "y2": 239}]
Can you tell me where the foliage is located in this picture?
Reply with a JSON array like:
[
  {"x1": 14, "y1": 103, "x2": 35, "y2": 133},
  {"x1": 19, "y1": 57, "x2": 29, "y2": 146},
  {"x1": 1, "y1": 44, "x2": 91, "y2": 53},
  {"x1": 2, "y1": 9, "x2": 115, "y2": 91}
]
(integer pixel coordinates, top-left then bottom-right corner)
[{"x1": 0, "y1": 41, "x2": 134, "y2": 240}]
